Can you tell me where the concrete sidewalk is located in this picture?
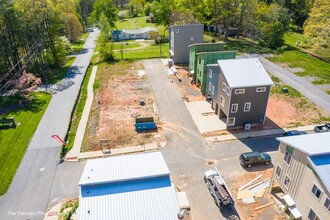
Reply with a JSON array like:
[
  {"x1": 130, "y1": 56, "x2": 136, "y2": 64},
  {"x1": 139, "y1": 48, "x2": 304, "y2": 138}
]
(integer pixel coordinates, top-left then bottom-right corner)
[
  {"x1": 206, "y1": 124, "x2": 317, "y2": 142},
  {"x1": 66, "y1": 66, "x2": 98, "y2": 161}
]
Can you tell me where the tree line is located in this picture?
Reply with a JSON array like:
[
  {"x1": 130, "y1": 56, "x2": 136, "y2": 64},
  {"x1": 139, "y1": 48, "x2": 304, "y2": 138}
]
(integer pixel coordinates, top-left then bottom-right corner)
[{"x1": 0, "y1": 0, "x2": 329, "y2": 92}]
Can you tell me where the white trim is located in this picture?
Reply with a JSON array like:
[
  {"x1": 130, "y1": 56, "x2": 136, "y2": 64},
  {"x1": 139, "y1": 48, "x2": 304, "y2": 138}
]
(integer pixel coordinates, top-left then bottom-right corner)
[
  {"x1": 222, "y1": 82, "x2": 226, "y2": 92},
  {"x1": 220, "y1": 95, "x2": 225, "y2": 107},
  {"x1": 208, "y1": 82, "x2": 211, "y2": 91},
  {"x1": 283, "y1": 174, "x2": 290, "y2": 189},
  {"x1": 311, "y1": 183, "x2": 322, "y2": 200},
  {"x1": 209, "y1": 69, "x2": 212, "y2": 79},
  {"x1": 228, "y1": 117, "x2": 235, "y2": 126},
  {"x1": 212, "y1": 85, "x2": 215, "y2": 95},
  {"x1": 284, "y1": 150, "x2": 292, "y2": 166},
  {"x1": 244, "y1": 102, "x2": 251, "y2": 112},
  {"x1": 190, "y1": 36, "x2": 194, "y2": 41},
  {"x1": 226, "y1": 86, "x2": 230, "y2": 95},
  {"x1": 256, "y1": 87, "x2": 266, "y2": 92},
  {"x1": 235, "y1": 89, "x2": 245, "y2": 94},
  {"x1": 324, "y1": 197, "x2": 330, "y2": 213},
  {"x1": 231, "y1": 103, "x2": 238, "y2": 113},
  {"x1": 275, "y1": 164, "x2": 282, "y2": 178},
  {"x1": 308, "y1": 208, "x2": 321, "y2": 220}
]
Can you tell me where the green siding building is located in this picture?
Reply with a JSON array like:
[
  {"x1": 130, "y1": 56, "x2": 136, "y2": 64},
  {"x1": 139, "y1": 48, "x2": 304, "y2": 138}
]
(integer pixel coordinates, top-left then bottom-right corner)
[
  {"x1": 196, "y1": 51, "x2": 236, "y2": 95},
  {"x1": 189, "y1": 43, "x2": 226, "y2": 82}
]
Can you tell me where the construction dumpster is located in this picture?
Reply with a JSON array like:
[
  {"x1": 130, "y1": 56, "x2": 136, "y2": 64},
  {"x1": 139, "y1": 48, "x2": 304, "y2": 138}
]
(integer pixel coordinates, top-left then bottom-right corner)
[{"x1": 135, "y1": 117, "x2": 157, "y2": 132}]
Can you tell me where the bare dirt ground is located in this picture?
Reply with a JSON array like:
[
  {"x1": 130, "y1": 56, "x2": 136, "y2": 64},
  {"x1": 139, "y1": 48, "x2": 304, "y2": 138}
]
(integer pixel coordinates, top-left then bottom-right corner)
[
  {"x1": 83, "y1": 61, "x2": 165, "y2": 152},
  {"x1": 170, "y1": 66, "x2": 326, "y2": 135},
  {"x1": 231, "y1": 169, "x2": 286, "y2": 220}
]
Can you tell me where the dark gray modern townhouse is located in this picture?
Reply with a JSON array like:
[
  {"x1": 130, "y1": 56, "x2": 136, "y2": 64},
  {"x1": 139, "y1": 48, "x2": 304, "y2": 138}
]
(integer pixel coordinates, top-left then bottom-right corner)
[
  {"x1": 206, "y1": 58, "x2": 273, "y2": 129},
  {"x1": 169, "y1": 24, "x2": 204, "y2": 64}
]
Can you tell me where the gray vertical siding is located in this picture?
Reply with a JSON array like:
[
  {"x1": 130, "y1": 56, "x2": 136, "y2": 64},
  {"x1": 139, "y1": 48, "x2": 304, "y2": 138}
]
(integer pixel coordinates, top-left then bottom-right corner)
[
  {"x1": 216, "y1": 72, "x2": 231, "y2": 117},
  {"x1": 169, "y1": 25, "x2": 204, "y2": 63},
  {"x1": 227, "y1": 86, "x2": 271, "y2": 127},
  {"x1": 206, "y1": 65, "x2": 219, "y2": 101}
]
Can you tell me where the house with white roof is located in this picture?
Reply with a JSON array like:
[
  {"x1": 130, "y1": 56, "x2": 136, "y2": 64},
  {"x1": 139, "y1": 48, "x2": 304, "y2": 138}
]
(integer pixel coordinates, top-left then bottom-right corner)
[
  {"x1": 112, "y1": 27, "x2": 158, "y2": 41},
  {"x1": 78, "y1": 152, "x2": 180, "y2": 220},
  {"x1": 270, "y1": 132, "x2": 330, "y2": 220},
  {"x1": 207, "y1": 58, "x2": 273, "y2": 129}
]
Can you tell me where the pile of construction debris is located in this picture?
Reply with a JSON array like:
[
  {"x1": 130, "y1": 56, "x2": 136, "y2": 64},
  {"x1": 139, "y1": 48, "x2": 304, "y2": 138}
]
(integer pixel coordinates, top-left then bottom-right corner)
[{"x1": 237, "y1": 174, "x2": 272, "y2": 207}]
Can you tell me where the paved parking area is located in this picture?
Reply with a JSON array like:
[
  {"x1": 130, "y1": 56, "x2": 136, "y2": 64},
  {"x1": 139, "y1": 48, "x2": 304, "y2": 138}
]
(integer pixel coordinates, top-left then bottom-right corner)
[{"x1": 185, "y1": 101, "x2": 227, "y2": 134}]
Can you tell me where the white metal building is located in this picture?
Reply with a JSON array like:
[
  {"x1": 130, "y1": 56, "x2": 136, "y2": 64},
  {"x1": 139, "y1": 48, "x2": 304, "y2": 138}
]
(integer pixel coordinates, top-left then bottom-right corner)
[
  {"x1": 78, "y1": 152, "x2": 180, "y2": 220},
  {"x1": 112, "y1": 27, "x2": 158, "y2": 41}
]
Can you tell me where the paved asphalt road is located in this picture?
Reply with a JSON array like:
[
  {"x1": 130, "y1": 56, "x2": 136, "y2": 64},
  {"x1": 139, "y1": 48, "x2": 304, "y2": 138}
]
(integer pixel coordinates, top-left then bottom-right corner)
[
  {"x1": 243, "y1": 54, "x2": 330, "y2": 115},
  {"x1": 0, "y1": 29, "x2": 99, "y2": 219},
  {"x1": 143, "y1": 59, "x2": 281, "y2": 219}
]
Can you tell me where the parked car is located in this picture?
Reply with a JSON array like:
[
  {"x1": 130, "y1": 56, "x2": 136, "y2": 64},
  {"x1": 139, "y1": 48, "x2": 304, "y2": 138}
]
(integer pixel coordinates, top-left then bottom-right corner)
[
  {"x1": 325, "y1": 123, "x2": 330, "y2": 129},
  {"x1": 314, "y1": 125, "x2": 329, "y2": 133},
  {"x1": 282, "y1": 130, "x2": 303, "y2": 136},
  {"x1": 239, "y1": 151, "x2": 271, "y2": 168}
]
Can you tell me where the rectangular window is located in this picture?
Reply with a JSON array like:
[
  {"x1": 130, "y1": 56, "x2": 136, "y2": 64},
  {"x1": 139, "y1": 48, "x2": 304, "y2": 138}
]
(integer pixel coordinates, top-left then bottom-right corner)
[
  {"x1": 283, "y1": 174, "x2": 290, "y2": 188},
  {"x1": 209, "y1": 69, "x2": 212, "y2": 78},
  {"x1": 220, "y1": 95, "x2": 225, "y2": 107},
  {"x1": 190, "y1": 36, "x2": 194, "y2": 41},
  {"x1": 175, "y1": 29, "x2": 179, "y2": 33},
  {"x1": 324, "y1": 197, "x2": 330, "y2": 212},
  {"x1": 231, "y1": 104, "x2": 238, "y2": 113},
  {"x1": 226, "y1": 86, "x2": 230, "y2": 95},
  {"x1": 235, "y1": 89, "x2": 245, "y2": 94},
  {"x1": 208, "y1": 82, "x2": 212, "y2": 91},
  {"x1": 244, "y1": 102, "x2": 251, "y2": 112},
  {"x1": 284, "y1": 150, "x2": 292, "y2": 165},
  {"x1": 228, "y1": 117, "x2": 235, "y2": 126},
  {"x1": 308, "y1": 209, "x2": 320, "y2": 220},
  {"x1": 222, "y1": 82, "x2": 226, "y2": 92},
  {"x1": 275, "y1": 165, "x2": 282, "y2": 177},
  {"x1": 311, "y1": 184, "x2": 322, "y2": 200},
  {"x1": 256, "y1": 87, "x2": 266, "y2": 92},
  {"x1": 198, "y1": 58, "x2": 201, "y2": 64},
  {"x1": 212, "y1": 85, "x2": 215, "y2": 95}
]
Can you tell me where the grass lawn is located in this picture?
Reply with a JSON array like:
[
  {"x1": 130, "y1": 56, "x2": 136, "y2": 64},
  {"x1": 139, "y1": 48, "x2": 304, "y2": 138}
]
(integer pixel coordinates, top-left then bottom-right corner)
[
  {"x1": 113, "y1": 42, "x2": 169, "y2": 60},
  {"x1": 115, "y1": 16, "x2": 167, "y2": 36},
  {"x1": 46, "y1": 57, "x2": 75, "y2": 84},
  {"x1": 268, "y1": 48, "x2": 330, "y2": 84},
  {"x1": 0, "y1": 92, "x2": 51, "y2": 195},
  {"x1": 63, "y1": 64, "x2": 93, "y2": 156},
  {"x1": 112, "y1": 42, "x2": 141, "y2": 50}
]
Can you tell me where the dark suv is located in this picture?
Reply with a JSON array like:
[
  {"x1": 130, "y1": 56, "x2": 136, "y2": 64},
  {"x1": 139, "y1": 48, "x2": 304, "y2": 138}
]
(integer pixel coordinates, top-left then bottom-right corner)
[{"x1": 239, "y1": 152, "x2": 271, "y2": 168}]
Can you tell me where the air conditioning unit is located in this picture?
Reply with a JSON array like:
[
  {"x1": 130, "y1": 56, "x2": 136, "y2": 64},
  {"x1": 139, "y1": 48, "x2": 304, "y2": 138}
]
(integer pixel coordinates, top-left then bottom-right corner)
[{"x1": 244, "y1": 123, "x2": 252, "y2": 130}]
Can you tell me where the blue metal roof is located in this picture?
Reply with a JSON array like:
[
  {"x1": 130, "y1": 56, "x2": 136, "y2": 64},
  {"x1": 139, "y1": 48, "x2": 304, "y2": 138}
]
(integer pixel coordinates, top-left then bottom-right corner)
[
  {"x1": 112, "y1": 30, "x2": 122, "y2": 35},
  {"x1": 81, "y1": 176, "x2": 171, "y2": 198},
  {"x1": 308, "y1": 154, "x2": 330, "y2": 193}
]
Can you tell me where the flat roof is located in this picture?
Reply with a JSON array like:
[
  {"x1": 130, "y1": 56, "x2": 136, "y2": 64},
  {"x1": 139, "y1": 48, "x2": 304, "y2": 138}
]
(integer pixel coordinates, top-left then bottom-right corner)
[
  {"x1": 79, "y1": 152, "x2": 170, "y2": 186},
  {"x1": 217, "y1": 58, "x2": 273, "y2": 88},
  {"x1": 277, "y1": 132, "x2": 330, "y2": 156},
  {"x1": 79, "y1": 176, "x2": 179, "y2": 220},
  {"x1": 169, "y1": 24, "x2": 203, "y2": 28},
  {"x1": 196, "y1": 50, "x2": 236, "y2": 55}
]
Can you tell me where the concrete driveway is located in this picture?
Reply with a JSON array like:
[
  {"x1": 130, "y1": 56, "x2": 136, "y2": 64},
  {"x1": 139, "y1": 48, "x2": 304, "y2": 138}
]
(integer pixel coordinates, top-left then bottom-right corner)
[{"x1": 185, "y1": 101, "x2": 227, "y2": 134}]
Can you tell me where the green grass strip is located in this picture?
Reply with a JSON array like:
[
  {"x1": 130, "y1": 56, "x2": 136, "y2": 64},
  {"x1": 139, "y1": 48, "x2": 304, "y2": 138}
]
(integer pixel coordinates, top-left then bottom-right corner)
[{"x1": 0, "y1": 92, "x2": 51, "y2": 195}]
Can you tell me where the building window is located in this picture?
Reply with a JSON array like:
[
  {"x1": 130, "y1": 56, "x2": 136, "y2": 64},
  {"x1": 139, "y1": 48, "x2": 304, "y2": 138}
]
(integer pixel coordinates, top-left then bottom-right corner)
[
  {"x1": 175, "y1": 29, "x2": 179, "y2": 33},
  {"x1": 209, "y1": 69, "x2": 212, "y2": 79},
  {"x1": 324, "y1": 197, "x2": 330, "y2": 212},
  {"x1": 220, "y1": 95, "x2": 225, "y2": 107},
  {"x1": 231, "y1": 104, "x2": 238, "y2": 113},
  {"x1": 226, "y1": 86, "x2": 230, "y2": 95},
  {"x1": 199, "y1": 58, "x2": 201, "y2": 64},
  {"x1": 308, "y1": 209, "x2": 320, "y2": 220},
  {"x1": 311, "y1": 184, "x2": 322, "y2": 200},
  {"x1": 208, "y1": 82, "x2": 212, "y2": 91},
  {"x1": 212, "y1": 85, "x2": 215, "y2": 95},
  {"x1": 256, "y1": 87, "x2": 266, "y2": 92},
  {"x1": 244, "y1": 102, "x2": 251, "y2": 112},
  {"x1": 190, "y1": 36, "x2": 194, "y2": 41},
  {"x1": 235, "y1": 89, "x2": 245, "y2": 94},
  {"x1": 275, "y1": 165, "x2": 282, "y2": 177},
  {"x1": 284, "y1": 146, "x2": 293, "y2": 165},
  {"x1": 222, "y1": 82, "x2": 226, "y2": 92},
  {"x1": 283, "y1": 174, "x2": 290, "y2": 188},
  {"x1": 228, "y1": 117, "x2": 235, "y2": 126}
]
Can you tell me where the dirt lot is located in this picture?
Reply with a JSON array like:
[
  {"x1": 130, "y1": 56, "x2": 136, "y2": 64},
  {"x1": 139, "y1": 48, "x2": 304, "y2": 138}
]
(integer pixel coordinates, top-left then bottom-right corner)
[
  {"x1": 83, "y1": 61, "x2": 165, "y2": 152},
  {"x1": 170, "y1": 65, "x2": 327, "y2": 134},
  {"x1": 231, "y1": 169, "x2": 286, "y2": 220}
]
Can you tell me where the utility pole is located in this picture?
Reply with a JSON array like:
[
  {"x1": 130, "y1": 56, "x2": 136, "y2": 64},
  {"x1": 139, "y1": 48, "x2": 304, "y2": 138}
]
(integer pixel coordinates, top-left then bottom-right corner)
[
  {"x1": 159, "y1": 35, "x2": 162, "y2": 58},
  {"x1": 121, "y1": 41, "x2": 124, "y2": 59}
]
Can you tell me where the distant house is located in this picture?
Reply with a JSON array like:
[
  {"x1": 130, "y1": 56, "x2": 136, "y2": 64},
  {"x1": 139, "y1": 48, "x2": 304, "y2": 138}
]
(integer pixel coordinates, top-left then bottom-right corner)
[
  {"x1": 79, "y1": 152, "x2": 180, "y2": 220},
  {"x1": 270, "y1": 132, "x2": 330, "y2": 220},
  {"x1": 206, "y1": 58, "x2": 273, "y2": 129},
  {"x1": 112, "y1": 27, "x2": 158, "y2": 41},
  {"x1": 149, "y1": 13, "x2": 155, "y2": 23},
  {"x1": 169, "y1": 24, "x2": 204, "y2": 64},
  {"x1": 195, "y1": 51, "x2": 236, "y2": 95}
]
